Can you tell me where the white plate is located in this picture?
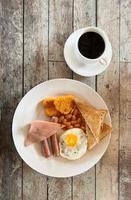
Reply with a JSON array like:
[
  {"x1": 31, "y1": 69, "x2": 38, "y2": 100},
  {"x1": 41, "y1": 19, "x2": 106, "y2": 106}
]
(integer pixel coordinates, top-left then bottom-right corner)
[
  {"x1": 64, "y1": 29, "x2": 112, "y2": 76},
  {"x1": 12, "y1": 79, "x2": 111, "y2": 178}
]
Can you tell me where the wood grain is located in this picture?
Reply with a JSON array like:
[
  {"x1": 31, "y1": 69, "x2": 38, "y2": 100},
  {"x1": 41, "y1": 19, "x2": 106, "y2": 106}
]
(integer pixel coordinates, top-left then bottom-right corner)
[
  {"x1": 49, "y1": 62, "x2": 72, "y2": 79},
  {"x1": 74, "y1": 0, "x2": 96, "y2": 30},
  {"x1": 120, "y1": 0, "x2": 131, "y2": 62},
  {"x1": 0, "y1": 0, "x2": 23, "y2": 199},
  {"x1": 96, "y1": 0, "x2": 119, "y2": 199},
  {"x1": 23, "y1": 0, "x2": 48, "y2": 199},
  {"x1": 120, "y1": 63, "x2": 131, "y2": 200},
  {"x1": 73, "y1": 1, "x2": 96, "y2": 200},
  {"x1": 49, "y1": 0, "x2": 73, "y2": 61},
  {"x1": 48, "y1": 171, "x2": 72, "y2": 200},
  {"x1": 47, "y1": 62, "x2": 72, "y2": 200}
]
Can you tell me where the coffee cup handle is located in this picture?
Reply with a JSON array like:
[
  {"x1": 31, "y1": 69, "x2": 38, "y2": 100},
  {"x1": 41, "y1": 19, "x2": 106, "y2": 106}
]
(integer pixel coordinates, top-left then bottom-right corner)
[{"x1": 99, "y1": 57, "x2": 107, "y2": 66}]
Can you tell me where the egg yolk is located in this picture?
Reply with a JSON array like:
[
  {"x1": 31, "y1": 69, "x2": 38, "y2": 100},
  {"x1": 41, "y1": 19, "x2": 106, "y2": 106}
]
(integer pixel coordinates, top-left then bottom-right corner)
[{"x1": 65, "y1": 134, "x2": 78, "y2": 147}]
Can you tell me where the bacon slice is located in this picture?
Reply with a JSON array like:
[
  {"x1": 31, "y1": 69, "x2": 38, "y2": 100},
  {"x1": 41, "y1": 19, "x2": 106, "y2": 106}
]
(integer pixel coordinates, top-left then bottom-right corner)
[{"x1": 25, "y1": 120, "x2": 61, "y2": 146}]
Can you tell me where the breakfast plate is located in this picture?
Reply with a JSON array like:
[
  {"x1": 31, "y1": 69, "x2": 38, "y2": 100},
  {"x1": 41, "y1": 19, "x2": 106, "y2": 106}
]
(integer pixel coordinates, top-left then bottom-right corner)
[{"x1": 12, "y1": 79, "x2": 112, "y2": 177}]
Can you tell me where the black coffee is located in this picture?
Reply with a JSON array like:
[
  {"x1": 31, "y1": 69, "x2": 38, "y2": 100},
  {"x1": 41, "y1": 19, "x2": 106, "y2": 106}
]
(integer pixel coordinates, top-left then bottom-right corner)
[{"x1": 78, "y1": 32, "x2": 105, "y2": 59}]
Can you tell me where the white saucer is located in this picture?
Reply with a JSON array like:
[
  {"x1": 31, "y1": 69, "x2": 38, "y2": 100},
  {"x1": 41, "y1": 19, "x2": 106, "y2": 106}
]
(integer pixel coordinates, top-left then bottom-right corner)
[{"x1": 64, "y1": 29, "x2": 112, "y2": 77}]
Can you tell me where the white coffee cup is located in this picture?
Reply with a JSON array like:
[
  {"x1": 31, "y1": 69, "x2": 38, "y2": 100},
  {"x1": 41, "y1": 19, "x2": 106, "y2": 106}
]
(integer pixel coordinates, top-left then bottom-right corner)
[
  {"x1": 75, "y1": 27, "x2": 112, "y2": 68},
  {"x1": 64, "y1": 26, "x2": 112, "y2": 76}
]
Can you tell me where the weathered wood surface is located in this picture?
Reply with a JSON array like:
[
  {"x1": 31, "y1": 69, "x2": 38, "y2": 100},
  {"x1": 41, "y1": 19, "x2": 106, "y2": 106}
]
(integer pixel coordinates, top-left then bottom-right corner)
[
  {"x1": 120, "y1": 63, "x2": 131, "y2": 200},
  {"x1": 0, "y1": 0, "x2": 23, "y2": 200},
  {"x1": 49, "y1": 62, "x2": 72, "y2": 80},
  {"x1": 120, "y1": 0, "x2": 131, "y2": 62},
  {"x1": 96, "y1": 0, "x2": 119, "y2": 199},
  {"x1": 49, "y1": 0, "x2": 73, "y2": 61},
  {"x1": 120, "y1": 2, "x2": 131, "y2": 199},
  {"x1": 23, "y1": 0, "x2": 48, "y2": 199},
  {"x1": 0, "y1": 0, "x2": 131, "y2": 199},
  {"x1": 73, "y1": 1, "x2": 96, "y2": 200}
]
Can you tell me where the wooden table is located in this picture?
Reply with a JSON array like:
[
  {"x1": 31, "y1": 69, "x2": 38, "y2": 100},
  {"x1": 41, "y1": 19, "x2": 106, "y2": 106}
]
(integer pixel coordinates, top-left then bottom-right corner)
[{"x1": 0, "y1": 0, "x2": 131, "y2": 199}]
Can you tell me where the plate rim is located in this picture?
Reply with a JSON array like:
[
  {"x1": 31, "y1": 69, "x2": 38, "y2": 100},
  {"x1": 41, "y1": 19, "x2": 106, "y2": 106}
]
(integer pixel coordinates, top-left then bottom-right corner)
[{"x1": 12, "y1": 78, "x2": 112, "y2": 178}]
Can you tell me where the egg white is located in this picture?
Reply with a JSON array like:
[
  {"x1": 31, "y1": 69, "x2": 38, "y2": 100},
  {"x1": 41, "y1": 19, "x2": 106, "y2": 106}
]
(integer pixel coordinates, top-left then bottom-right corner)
[{"x1": 59, "y1": 128, "x2": 87, "y2": 160}]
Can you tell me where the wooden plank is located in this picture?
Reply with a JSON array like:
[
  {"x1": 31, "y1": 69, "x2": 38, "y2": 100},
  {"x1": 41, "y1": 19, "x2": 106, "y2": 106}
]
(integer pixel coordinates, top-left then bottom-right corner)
[
  {"x1": 73, "y1": 169, "x2": 96, "y2": 200},
  {"x1": 24, "y1": 0, "x2": 48, "y2": 90},
  {"x1": 49, "y1": 62, "x2": 72, "y2": 79},
  {"x1": 49, "y1": 0, "x2": 73, "y2": 61},
  {"x1": 120, "y1": 63, "x2": 131, "y2": 200},
  {"x1": 120, "y1": 3, "x2": 131, "y2": 200},
  {"x1": 48, "y1": 176, "x2": 72, "y2": 200},
  {"x1": 47, "y1": 62, "x2": 72, "y2": 200},
  {"x1": 73, "y1": 1, "x2": 96, "y2": 200},
  {"x1": 120, "y1": 0, "x2": 131, "y2": 62},
  {"x1": 23, "y1": 1, "x2": 48, "y2": 199},
  {"x1": 96, "y1": 0, "x2": 119, "y2": 199},
  {"x1": 74, "y1": 0, "x2": 96, "y2": 30},
  {"x1": 0, "y1": 0, "x2": 23, "y2": 199}
]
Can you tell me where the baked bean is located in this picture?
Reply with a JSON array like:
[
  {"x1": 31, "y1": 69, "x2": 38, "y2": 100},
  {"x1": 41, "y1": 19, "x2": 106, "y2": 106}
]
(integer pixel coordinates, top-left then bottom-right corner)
[
  {"x1": 63, "y1": 118, "x2": 67, "y2": 123},
  {"x1": 63, "y1": 121, "x2": 71, "y2": 126},
  {"x1": 71, "y1": 120, "x2": 77, "y2": 125},
  {"x1": 81, "y1": 126, "x2": 86, "y2": 131},
  {"x1": 81, "y1": 121, "x2": 85, "y2": 126},
  {"x1": 65, "y1": 114, "x2": 72, "y2": 119},
  {"x1": 73, "y1": 109, "x2": 78, "y2": 116},
  {"x1": 81, "y1": 118, "x2": 85, "y2": 123},
  {"x1": 74, "y1": 124, "x2": 80, "y2": 128},
  {"x1": 77, "y1": 118, "x2": 81, "y2": 123},
  {"x1": 72, "y1": 115, "x2": 76, "y2": 120},
  {"x1": 67, "y1": 125, "x2": 74, "y2": 129},
  {"x1": 61, "y1": 124, "x2": 66, "y2": 128},
  {"x1": 52, "y1": 116, "x2": 58, "y2": 123},
  {"x1": 58, "y1": 115, "x2": 64, "y2": 123}
]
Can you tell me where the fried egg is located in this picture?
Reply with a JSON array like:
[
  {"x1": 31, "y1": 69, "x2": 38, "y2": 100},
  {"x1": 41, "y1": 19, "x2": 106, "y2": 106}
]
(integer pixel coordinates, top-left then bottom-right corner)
[{"x1": 59, "y1": 128, "x2": 87, "y2": 160}]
